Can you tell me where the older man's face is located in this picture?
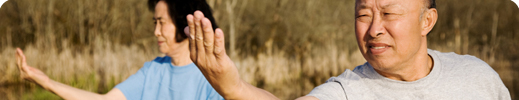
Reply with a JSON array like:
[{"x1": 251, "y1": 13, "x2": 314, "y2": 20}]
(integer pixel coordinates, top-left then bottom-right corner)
[{"x1": 355, "y1": 0, "x2": 429, "y2": 69}]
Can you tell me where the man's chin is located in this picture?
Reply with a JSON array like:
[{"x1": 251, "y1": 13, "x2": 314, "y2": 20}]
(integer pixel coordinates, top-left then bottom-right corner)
[
  {"x1": 367, "y1": 58, "x2": 396, "y2": 69},
  {"x1": 366, "y1": 52, "x2": 392, "y2": 60}
]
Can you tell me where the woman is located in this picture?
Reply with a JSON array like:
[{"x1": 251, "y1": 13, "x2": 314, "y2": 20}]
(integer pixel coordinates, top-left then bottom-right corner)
[{"x1": 15, "y1": 0, "x2": 223, "y2": 99}]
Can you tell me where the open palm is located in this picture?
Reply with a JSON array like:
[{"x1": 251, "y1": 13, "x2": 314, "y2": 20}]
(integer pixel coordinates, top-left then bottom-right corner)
[
  {"x1": 185, "y1": 11, "x2": 279, "y2": 100},
  {"x1": 16, "y1": 48, "x2": 51, "y2": 88}
]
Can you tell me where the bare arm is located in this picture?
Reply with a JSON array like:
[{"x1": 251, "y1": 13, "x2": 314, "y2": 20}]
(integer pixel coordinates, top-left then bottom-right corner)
[
  {"x1": 15, "y1": 48, "x2": 126, "y2": 100},
  {"x1": 296, "y1": 96, "x2": 319, "y2": 100},
  {"x1": 185, "y1": 11, "x2": 278, "y2": 100}
]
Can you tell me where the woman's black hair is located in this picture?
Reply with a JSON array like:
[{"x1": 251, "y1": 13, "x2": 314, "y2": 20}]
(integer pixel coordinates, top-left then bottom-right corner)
[{"x1": 148, "y1": 0, "x2": 219, "y2": 42}]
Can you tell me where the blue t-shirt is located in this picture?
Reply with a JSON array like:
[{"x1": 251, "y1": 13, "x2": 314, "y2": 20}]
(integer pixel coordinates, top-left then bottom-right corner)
[{"x1": 115, "y1": 56, "x2": 224, "y2": 100}]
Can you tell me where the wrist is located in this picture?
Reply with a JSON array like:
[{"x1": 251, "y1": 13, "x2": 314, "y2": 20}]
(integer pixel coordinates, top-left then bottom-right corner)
[
  {"x1": 221, "y1": 79, "x2": 246, "y2": 99},
  {"x1": 40, "y1": 79, "x2": 56, "y2": 91},
  {"x1": 214, "y1": 65, "x2": 244, "y2": 99}
]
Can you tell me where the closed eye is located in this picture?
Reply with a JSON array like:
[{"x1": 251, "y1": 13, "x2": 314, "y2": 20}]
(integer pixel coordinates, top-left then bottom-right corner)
[
  {"x1": 357, "y1": 15, "x2": 368, "y2": 18},
  {"x1": 153, "y1": 17, "x2": 162, "y2": 25},
  {"x1": 383, "y1": 13, "x2": 400, "y2": 21}
]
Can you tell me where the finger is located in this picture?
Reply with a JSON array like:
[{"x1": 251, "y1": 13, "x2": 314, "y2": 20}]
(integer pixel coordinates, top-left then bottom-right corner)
[
  {"x1": 187, "y1": 14, "x2": 197, "y2": 61},
  {"x1": 16, "y1": 48, "x2": 23, "y2": 74},
  {"x1": 194, "y1": 11, "x2": 206, "y2": 60},
  {"x1": 201, "y1": 18, "x2": 215, "y2": 56},
  {"x1": 187, "y1": 14, "x2": 196, "y2": 40},
  {"x1": 214, "y1": 28, "x2": 227, "y2": 57},
  {"x1": 184, "y1": 26, "x2": 190, "y2": 36},
  {"x1": 187, "y1": 14, "x2": 196, "y2": 39},
  {"x1": 16, "y1": 48, "x2": 27, "y2": 71},
  {"x1": 16, "y1": 48, "x2": 21, "y2": 68},
  {"x1": 16, "y1": 48, "x2": 29, "y2": 79},
  {"x1": 20, "y1": 49, "x2": 28, "y2": 68}
]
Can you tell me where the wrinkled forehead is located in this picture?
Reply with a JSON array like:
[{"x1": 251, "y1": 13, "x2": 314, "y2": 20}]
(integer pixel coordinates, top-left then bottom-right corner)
[{"x1": 355, "y1": 0, "x2": 422, "y2": 11}]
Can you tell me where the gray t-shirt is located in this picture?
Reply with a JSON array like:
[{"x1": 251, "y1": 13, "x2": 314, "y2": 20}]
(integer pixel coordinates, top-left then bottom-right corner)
[{"x1": 307, "y1": 49, "x2": 511, "y2": 100}]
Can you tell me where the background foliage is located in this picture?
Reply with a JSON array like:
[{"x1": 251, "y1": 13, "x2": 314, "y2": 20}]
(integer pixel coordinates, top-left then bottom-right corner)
[{"x1": 0, "y1": 0, "x2": 518, "y2": 99}]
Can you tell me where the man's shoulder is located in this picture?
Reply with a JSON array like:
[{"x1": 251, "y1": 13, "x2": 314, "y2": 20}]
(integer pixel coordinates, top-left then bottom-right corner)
[
  {"x1": 435, "y1": 50, "x2": 482, "y2": 62},
  {"x1": 430, "y1": 50, "x2": 499, "y2": 79},
  {"x1": 430, "y1": 50, "x2": 510, "y2": 99},
  {"x1": 325, "y1": 64, "x2": 370, "y2": 88},
  {"x1": 308, "y1": 67, "x2": 371, "y2": 100},
  {"x1": 331, "y1": 68, "x2": 362, "y2": 82},
  {"x1": 431, "y1": 50, "x2": 489, "y2": 68}
]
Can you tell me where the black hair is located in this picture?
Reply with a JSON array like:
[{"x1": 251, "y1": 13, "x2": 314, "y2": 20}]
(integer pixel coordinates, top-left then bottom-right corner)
[
  {"x1": 428, "y1": 0, "x2": 436, "y2": 9},
  {"x1": 148, "y1": 0, "x2": 219, "y2": 42}
]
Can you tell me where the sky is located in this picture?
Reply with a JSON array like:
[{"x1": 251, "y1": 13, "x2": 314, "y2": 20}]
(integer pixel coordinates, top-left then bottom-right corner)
[{"x1": 0, "y1": 0, "x2": 6, "y2": 8}]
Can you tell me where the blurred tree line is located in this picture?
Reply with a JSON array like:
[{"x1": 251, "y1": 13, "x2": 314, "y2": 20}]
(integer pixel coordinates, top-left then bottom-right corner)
[{"x1": 0, "y1": 0, "x2": 518, "y2": 99}]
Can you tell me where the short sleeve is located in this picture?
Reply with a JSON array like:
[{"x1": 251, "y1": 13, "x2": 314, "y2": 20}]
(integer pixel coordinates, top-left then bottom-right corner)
[
  {"x1": 306, "y1": 80, "x2": 347, "y2": 100},
  {"x1": 114, "y1": 62, "x2": 152, "y2": 100},
  {"x1": 497, "y1": 83, "x2": 511, "y2": 100},
  {"x1": 488, "y1": 66, "x2": 512, "y2": 100},
  {"x1": 206, "y1": 88, "x2": 225, "y2": 100}
]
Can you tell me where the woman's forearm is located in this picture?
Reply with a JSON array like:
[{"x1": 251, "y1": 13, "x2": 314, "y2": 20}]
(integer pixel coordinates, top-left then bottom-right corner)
[
  {"x1": 43, "y1": 79, "x2": 125, "y2": 100},
  {"x1": 44, "y1": 80, "x2": 107, "y2": 100},
  {"x1": 16, "y1": 48, "x2": 123, "y2": 100}
]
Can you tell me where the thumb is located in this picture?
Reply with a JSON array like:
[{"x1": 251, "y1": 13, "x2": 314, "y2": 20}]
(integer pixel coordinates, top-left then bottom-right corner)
[{"x1": 184, "y1": 26, "x2": 190, "y2": 36}]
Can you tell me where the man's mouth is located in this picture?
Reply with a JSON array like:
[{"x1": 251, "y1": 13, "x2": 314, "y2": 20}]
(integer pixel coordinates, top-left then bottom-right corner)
[
  {"x1": 368, "y1": 43, "x2": 391, "y2": 55},
  {"x1": 370, "y1": 46, "x2": 388, "y2": 49}
]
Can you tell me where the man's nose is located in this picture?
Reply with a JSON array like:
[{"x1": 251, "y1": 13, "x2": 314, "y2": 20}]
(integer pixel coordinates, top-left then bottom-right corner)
[{"x1": 368, "y1": 16, "x2": 385, "y2": 38}]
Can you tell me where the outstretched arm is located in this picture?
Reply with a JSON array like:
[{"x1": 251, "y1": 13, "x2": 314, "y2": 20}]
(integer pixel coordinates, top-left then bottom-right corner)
[
  {"x1": 185, "y1": 11, "x2": 278, "y2": 100},
  {"x1": 15, "y1": 48, "x2": 126, "y2": 100}
]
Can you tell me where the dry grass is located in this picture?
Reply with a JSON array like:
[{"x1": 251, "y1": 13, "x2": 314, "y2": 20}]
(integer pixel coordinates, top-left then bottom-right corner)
[
  {"x1": 0, "y1": 0, "x2": 518, "y2": 99},
  {"x1": 0, "y1": 39, "x2": 160, "y2": 99}
]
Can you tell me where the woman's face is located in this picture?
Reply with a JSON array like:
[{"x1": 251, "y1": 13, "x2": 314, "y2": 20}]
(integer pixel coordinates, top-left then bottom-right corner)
[{"x1": 154, "y1": 1, "x2": 184, "y2": 54}]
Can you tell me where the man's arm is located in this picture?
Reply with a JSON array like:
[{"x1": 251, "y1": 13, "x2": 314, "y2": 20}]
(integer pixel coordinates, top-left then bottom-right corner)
[
  {"x1": 296, "y1": 96, "x2": 319, "y2": 100},
  {"x1": 15, "y1": 48, "x2": 126, "y2": 100},
  {"x1": 185, "y1": 11, "x2": 278, "y2": 100}
]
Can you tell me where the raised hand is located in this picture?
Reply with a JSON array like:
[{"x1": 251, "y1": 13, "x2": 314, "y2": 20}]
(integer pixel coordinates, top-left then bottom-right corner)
[
  {"x1": 185, "y1": 11, "x2": 278, "y2": 100},
  {"x1": 15, "y1": 48, "x2": 51, "y2": 89},
  {"x1": 15, "y1": 48, "x2": 127, "y2": 100},
  {"x1": 185, "y1": 11, "x2": 243, "y2": 98}
]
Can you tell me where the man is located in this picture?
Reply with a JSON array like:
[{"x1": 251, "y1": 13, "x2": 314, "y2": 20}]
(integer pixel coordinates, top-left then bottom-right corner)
[
  {"x1": 185, "y1": 0, "x2": 511, "y2": 99},
  {"x1": 15, "y1": 0, "x2": 224, "y2": 99}
]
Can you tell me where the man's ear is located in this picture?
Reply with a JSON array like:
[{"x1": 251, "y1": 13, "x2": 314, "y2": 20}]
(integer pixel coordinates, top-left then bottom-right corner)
[{"x1": 422, "y1": 8, "x2": 438, "y2": 36}]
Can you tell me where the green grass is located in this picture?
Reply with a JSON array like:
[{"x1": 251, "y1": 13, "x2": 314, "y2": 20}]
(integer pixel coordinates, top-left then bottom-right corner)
[{"x1": 23, "y1": 87, "x2": 61, "y2": 100}]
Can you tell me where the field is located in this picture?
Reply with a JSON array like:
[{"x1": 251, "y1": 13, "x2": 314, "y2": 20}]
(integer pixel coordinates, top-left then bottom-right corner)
[{"x1": 0, "y1": 0, "x2": 518, "y2": 99}]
